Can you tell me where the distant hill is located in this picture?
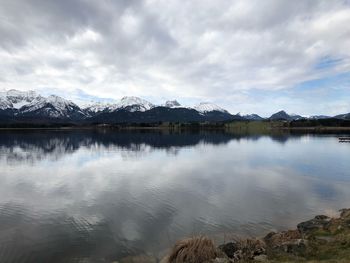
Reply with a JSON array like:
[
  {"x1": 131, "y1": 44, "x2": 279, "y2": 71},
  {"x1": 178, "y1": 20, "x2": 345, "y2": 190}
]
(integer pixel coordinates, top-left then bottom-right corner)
[
  {"x1": 335, "y1": 113, "x2": 350, "y2": 120},
  {"x1": 269, "y1": 110, "x2": 303, "y2": 121},
  {"x1": 243, "y1": 114, "x2": 264, "y2": 121},
  {"x1": 290, "y1": 118, "x2": 350, "y2": 128}
]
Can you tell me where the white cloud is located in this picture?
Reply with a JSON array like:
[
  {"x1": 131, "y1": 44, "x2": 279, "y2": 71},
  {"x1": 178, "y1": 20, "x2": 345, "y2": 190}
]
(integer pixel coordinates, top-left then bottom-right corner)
[{"x1": 0, "y1": 0, "x2": 349, "y2": 115}]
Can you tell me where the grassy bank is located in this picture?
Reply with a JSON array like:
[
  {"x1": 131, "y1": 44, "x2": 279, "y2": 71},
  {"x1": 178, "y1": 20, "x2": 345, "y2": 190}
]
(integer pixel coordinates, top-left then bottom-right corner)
[{"x1": 225, "y1": 120, "x2": 286, "y2": 134}]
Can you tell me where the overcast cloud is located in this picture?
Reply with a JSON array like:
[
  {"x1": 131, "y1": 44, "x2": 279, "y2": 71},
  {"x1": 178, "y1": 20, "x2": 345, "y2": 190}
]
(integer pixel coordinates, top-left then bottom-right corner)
[{"x1": 0, "y1": 0, "x2": 350, "y2": 115}]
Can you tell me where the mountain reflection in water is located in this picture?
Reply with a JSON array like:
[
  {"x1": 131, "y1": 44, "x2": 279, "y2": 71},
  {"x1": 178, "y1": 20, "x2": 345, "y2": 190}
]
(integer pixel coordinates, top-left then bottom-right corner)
[
  {"x1": 0, "y1": 129, "x2": 300, "y2": 163},
  {"x1": 0, "y1": 129, "x2": 350, "y2": 262}
]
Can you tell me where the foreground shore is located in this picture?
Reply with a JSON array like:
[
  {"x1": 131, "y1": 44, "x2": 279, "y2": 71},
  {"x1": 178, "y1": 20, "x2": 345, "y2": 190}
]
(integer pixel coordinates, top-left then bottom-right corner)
[
  {"x1": 117, "y1": 208, "x2": 350, "y2": 263},
  {"x1": 166, "y1": 208, "x2": 350, "y2": 263}
]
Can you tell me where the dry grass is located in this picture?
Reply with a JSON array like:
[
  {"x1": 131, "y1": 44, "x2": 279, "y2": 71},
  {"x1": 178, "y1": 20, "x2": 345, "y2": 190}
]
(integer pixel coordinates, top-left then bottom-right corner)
[{"x1": 168, "y1": 236, "x2": 218, "y2": 263}]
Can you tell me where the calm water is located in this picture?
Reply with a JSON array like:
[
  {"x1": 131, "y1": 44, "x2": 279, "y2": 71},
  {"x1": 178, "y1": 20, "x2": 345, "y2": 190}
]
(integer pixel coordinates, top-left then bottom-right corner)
[{"x1": 0, "y1": 129, "x2": 350, "y2": 262}]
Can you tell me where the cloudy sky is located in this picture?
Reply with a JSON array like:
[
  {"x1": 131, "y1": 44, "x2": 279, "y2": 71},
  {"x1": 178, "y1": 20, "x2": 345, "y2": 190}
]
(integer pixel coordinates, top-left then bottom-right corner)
[{"x1": 0, "y1": 0, "x2": 350, "y2": 116}]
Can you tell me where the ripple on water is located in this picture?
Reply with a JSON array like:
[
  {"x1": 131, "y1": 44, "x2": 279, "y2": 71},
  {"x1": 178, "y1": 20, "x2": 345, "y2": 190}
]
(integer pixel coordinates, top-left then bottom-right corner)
[{"x1": 1, "y1": 130, "x2": 350, "y2": 262}]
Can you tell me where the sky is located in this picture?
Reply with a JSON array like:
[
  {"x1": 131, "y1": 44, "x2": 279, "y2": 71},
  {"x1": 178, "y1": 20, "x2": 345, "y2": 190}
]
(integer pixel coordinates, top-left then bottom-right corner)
[{"x1": 0, "y1": 0, "x2": 350, "y2": 116}]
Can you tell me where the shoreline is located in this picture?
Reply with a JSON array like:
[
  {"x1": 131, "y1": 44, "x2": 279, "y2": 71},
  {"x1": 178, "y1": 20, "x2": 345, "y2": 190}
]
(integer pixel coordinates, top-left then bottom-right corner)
[
  {"x1": 1, "y1": 125, "x2": 350, "y2": 132},
  {"x1": 117, "y1": 209, "x2": 350, "y2": 262},
  {"x1": 0, "y1": 119, "x2": 350, "y2": 132},
  {"x1": 161, "y1": 208, "x2": 350, "y2": 263}
]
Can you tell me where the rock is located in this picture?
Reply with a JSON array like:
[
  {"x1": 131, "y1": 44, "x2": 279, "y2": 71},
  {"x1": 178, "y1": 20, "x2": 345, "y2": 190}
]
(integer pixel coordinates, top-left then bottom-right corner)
[
  {"x1": 279, "y1": 239, "x2": 308, "y2": 255},
  {"x1": 254, "y1": 254, "x2": 268, "y2": 262},
  {"x1": 211, "y1": 257, "x2": 231, "y2": 263},
  {"x1": 340, "y1": 208, "x2": 350, "y2": 219},
  {"x1": 297, "y1": 215, "x2": 331, "y2": 235},
  {"x1": 159, "y1": 256, "x2": 168, "y2": 263},
  {"x1": 267, "y1": 238, "x2": 307, "y2": 255},
  {"x1": 263, "y1": 232, "x2": 276, "y2": 241},
  {"x1": 315, "y1": 236, "x2": 336, "y2": 242},
  {"x1": 218, "y1": 242, "x2": 239, "y2": 258},
  {"x1": 264, "y1": 230, "x2": 307, "y2": 255},
  {"x1": 218, "y1": 239, "x2": 266, "y2": 261},
  {"x1": 119, "y1": 255, "x2": 157, "y2": 263},
  {"x1": 314, "y1": 215, "x2": 330, "y2": 220},
  {"x1": 264, "y1": 230, "x2": 301, "y2": 247},
  {"x1": 326, "y1": 215, "x2": 350, "y2": 234}
]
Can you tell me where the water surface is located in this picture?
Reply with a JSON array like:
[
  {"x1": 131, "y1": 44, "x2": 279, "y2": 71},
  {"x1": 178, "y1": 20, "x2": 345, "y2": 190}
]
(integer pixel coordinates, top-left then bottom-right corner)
[{"x1": 0, "y1": 129, "x2": 350, "y2": 262}]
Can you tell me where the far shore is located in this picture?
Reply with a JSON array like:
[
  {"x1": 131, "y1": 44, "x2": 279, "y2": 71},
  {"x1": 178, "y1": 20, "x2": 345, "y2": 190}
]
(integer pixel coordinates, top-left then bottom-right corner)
[
  {"x1": 1, "y1": 126, "x2": 350, "y2": 132},
  {"x1": 0, "y1": 119, "x2": 350, "y2": 134}
]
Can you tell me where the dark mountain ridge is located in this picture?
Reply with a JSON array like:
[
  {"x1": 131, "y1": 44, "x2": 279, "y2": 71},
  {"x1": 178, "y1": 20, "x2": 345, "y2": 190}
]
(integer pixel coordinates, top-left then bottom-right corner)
[{"x1": 1, "y1": 89, "x2": 349, "y2": 125}]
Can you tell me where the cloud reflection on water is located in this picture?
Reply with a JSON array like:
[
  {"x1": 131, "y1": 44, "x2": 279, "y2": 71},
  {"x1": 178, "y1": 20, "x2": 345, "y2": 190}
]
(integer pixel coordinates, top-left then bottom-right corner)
[{"x1": 0, "y1": 130, "x2": 350, "y2": 262}]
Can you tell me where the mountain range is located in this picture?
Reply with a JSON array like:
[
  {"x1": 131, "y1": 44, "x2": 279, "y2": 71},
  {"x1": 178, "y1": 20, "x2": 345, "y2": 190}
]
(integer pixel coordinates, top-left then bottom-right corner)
[
  {"x1": 0, "y1": 90, "x2": 349, "y2": 124},
  {"x1": 0, "y1": 90, "x2": 240, "y2": 123}
]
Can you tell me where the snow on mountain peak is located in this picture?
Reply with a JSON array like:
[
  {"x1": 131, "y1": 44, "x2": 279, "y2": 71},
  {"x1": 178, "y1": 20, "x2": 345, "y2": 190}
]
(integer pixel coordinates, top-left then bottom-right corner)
[
  {"x1": 6, "y1": 89, "x2": 38, "y2": 98},
  {"x1": 194, "y1": 102, "x2": 227, "y2": 113},
  {"x1": 1, "y1": 89, "x2": 235, "y2": 118},
  {"x1": 0, "y1": 97, "x2": 12, "y2": 110},
  {"x1": 120, "y1": 96, "x2": 153, "y2": 107},
  {"x1": 46, "y1": 95, "x2": 78, "y2": 112},
  {"x1": 0, "y1": 89, "x2": 41, "y2": 109},
  {"x1": 84, "y1": 101, "x2": 113, "y2": 113},
  {"x1": 112, "y1": 96, "x2": 154, "y2": 112},
  {"x1": 18, "y1": 93, "x2": 85, "y2": 118},
  {"x1": 47, "y1": 94, "x2": 73, "y2": 106},
  {"x1": 83, "y1": 96, "x2": 154, "y2": 113}
]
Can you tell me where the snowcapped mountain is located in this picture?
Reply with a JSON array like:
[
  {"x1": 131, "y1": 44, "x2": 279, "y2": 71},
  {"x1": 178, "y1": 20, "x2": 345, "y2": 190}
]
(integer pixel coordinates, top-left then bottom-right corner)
[
  {"x1": 113, "y1": 96, "x2": 154, "y2": 112},
  {"x1": 0, "y1": 96, "x2": 12, "y2": 110},
  {"x1": 20, "y1": 95, "x2": 86, "y2": 119},
  {"x1": 0, "y1": 90, "x2": 86, "y2": 119},
  {"x1": 308, "y1": 115, "x2": 331, "y2": 120},
  {"x1": 0, "y1": 90, "x2": 42, "y2": 110},
  {"x1": 84, "y1": 102, "x2": 115, "y2": 114},
  {"x1": 86, "y1": 99, "x2": 227, "y2": 115},
  {"x1": 0, "y1": 90, "x2": 243, "y2": 124},
  {"x1": 164, "y1": 100, "x2": 182, "y2": 108},
  {"x1": 85, "y1": 98, "x2": 238, "y2": 123},
  {"x1": 84, "y1": 96, "x2": 154, "y2": 114},
  {"x1": 3, "y1": 89, "x2": 344, "y2": 125},
  {"x1": 335, "y1": 113, "x2": 350, "y2": 120},
  {"x1": 194, "y1": 102, "x2": 228, "y2": 113}
]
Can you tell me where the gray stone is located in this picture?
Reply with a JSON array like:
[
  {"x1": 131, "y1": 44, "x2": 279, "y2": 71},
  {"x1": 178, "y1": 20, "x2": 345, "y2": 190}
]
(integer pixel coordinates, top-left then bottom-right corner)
[
  {"x1": 279, "y1": 239, "x2": 308, "y2": 255},
  {"x1": 297, "y1": 215, "x2": 331, "y2": 235},
  {"x1": 218, "y1": 242, "x2": 239, "y2": 258},
  {"x1": 212, "y1": 257, "x2": 231, "y2": 263},
  {"x1": 254, "y1": 254, "x2": 268, "y2": 262}
]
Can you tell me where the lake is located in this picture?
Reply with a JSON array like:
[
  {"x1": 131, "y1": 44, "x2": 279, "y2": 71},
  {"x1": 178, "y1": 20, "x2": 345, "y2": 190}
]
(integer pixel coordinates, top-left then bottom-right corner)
[{"x1": 0, "y1": 129, "x2": 349, "y2": 262}]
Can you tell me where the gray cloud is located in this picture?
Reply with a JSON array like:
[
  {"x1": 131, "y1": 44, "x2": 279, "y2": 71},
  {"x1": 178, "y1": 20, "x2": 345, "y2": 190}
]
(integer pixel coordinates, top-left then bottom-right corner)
[{"x1": 0, "y1": 0, "x2": 350, "y2": 115}]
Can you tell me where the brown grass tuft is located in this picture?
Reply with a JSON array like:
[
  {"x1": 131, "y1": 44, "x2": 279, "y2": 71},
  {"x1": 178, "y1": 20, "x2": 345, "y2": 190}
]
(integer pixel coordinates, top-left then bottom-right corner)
[{"x1": 168, "y1": 236, "x2": 218, "y2": 263}]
